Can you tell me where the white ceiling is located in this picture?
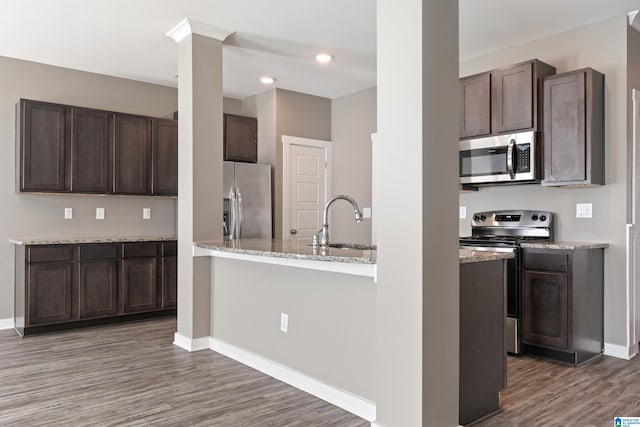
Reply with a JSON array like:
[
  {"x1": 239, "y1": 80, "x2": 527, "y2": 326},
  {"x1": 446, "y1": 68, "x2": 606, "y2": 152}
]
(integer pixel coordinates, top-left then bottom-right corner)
[{"x1": 0, "y1": 0, "x2": 638, "y2": 100}]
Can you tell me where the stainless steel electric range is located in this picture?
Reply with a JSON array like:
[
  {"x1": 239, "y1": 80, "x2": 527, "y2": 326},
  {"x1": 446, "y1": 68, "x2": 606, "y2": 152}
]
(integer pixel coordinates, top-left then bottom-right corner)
[{"x1": 459, "y1": 210, "x2": 553, "y2": 354}]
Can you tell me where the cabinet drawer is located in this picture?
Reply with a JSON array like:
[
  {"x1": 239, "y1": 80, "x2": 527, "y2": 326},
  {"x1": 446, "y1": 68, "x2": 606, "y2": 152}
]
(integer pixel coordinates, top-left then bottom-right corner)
[
  {"x1": 123, "y1": 242, "x2": 158, "y2": 258},
  {"x1": 523, "y1": 250, "x2": 568, "y2": 272},
  {"x1": 162, "y1": 241, "x2": 177, "y2": 257},
  {"x1": 79, "y1": 243, "x2": 119, "y2": 260},
  {"x1": 27, "y1": 246, "x2": 74, "y2": 263}
]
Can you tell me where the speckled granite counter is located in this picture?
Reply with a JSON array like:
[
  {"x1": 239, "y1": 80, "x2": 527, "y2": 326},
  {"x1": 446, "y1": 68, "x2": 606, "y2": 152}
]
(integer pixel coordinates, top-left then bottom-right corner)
[
  {"x1": 520, "y1": 241, "x2": 609, "y2": 250},
  {"x1": 459, "y1": 248, "x2": 515, "y2": 264},
  {"x1": 10, "y1": 235, "x2": 177, "y2": 245}
]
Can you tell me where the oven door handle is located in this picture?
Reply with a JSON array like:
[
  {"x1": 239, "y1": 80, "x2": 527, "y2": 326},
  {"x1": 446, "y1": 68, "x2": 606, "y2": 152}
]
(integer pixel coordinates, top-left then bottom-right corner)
[{"x1": 507, "y1": 139, "x2": 516, "y2": 179}]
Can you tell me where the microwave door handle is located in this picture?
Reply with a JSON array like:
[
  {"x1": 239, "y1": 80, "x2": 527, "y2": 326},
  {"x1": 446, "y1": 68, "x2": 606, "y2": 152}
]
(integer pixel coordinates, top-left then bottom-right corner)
[{"x1": 507, "y1": 139, "x2": 516, "y2": 179}]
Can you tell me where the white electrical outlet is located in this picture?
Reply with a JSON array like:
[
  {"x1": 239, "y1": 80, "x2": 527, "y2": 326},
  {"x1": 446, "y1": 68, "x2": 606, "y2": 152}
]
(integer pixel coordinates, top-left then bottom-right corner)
[
  {"x1": 459, "y1": 206, "x2": 467, "y2": 219},
  {"x1": 64, "y1": 208, "x2": 73, "y2": 219},
  {"x1": 576, "y1": 203, "x2": 593, "y2": 218},
  {"x1": 96, "y1": 208, "x2": 105, "y2": 220},
  {"x1": 143, "y1": 208, "x2": 151, "y2": 220},
  {"x1": 363, "y1": 207, "x2": 372, "y2": 219},
  {"x1": 280, "y1": 313, "x2": 289, "y2": 333}
]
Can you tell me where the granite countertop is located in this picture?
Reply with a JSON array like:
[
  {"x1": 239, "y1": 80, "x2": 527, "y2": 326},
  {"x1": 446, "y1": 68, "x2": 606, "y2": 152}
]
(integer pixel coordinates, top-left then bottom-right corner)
[
  {"x1": 195, "y1": 239, "x2": 377, "y2": 264},
  {"x1": 9, "y1": 235, "x2": 177, "y2": 245},
  {"x1": 459, "y1": 248, "x2": 515, "y2": 264},
  {"x1": 520, "y1": 241, "x2": 609, "y2": 250}
]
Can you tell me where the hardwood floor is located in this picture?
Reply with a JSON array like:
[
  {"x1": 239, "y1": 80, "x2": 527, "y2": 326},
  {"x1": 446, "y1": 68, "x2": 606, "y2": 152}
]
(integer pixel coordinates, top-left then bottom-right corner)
[
  {"x1": 476, "y1": 353, "x2": 640, "y2": 426},
  {"x1": 0, "y1": 318, "x2": 368, "y2": 426}
]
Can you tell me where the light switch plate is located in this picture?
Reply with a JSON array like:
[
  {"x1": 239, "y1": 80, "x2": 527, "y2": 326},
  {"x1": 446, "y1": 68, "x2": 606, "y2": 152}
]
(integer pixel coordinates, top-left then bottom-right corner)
[
  {"x1": 576, "y1": 203, "x2": 593, "y2": 218},
  {"x1": 363, "y1": 207, "x2": 372, "y2": 219},
  {"x1": 280, "y1": 313, "x2": 289, "y2": 333},
  {"x1": 143, "y1": 208, "x2": 151, "y2": 220},
  {"x1": 96, "y1": 208, "x2": 105, "y2": 220},
  {"x1": 459, "y1": 206, "x2": 467, "y2": 219},
  {"x1": 64, "y1": 208, "x2": 73, "y2": 219}
]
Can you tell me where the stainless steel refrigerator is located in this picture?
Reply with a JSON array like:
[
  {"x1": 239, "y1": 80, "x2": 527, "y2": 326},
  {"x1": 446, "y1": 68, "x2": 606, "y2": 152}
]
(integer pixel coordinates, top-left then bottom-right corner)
[{"x1": 223, "y1": 161, "x2": 272, "y2": 239}]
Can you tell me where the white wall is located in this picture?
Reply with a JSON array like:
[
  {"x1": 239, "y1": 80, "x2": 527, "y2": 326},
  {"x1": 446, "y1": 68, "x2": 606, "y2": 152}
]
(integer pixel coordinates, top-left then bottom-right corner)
[
  {"x1": 459, "y1": 15, "x2": 629, "y2": 347},
  {"x1": 0, "y1": 55, "x2": 178, "y2": 321},
  {"x1": 330, "y1": 87, "x2": 376, "y2": 245}
]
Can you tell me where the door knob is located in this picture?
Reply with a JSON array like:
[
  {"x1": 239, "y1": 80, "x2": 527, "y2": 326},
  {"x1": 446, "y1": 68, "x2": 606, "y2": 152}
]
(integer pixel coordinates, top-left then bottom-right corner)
[{"x1": 290, "y1": 229, "x2": 297, "y2": 235}]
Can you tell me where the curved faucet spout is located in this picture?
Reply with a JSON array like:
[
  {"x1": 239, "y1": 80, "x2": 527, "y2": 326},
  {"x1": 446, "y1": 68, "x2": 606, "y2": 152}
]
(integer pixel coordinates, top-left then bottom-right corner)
[{"x1": 315, "y1": 195, "x2": 363, "y2": 248}]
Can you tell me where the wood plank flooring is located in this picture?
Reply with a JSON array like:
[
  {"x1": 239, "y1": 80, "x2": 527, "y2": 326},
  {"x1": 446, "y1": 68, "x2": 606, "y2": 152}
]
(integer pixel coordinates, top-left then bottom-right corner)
[
  {"x1": 0, "y1": 318, "x2": 368, "y2": 426},
  {"x1": 476, "y1": 353, "x2": 640, "y2": 426}
]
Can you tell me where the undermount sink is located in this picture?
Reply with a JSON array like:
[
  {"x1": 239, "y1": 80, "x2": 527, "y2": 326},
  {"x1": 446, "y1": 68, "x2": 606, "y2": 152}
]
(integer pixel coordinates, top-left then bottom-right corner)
[{"x1": 328, "y1": 243, "x2": 377, "y2": 250}]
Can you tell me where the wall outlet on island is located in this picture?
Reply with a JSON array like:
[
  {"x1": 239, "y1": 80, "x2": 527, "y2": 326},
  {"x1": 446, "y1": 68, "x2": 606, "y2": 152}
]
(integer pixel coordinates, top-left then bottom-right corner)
[
  {"x1": 64, "y1": 208, "x2": 73, "y2": 219},
  {"x1": 280, "y1": 313, "x2": 289, "y2": 333},
  {"x1": 576, "y1": 203, "x2": 593, "y2": 218},
  {"x1": 96, "y1": 208, "x2": 105, "y2": 220},
  {"x1": 459, "y1": 206, "x2": 467, "y2": 219},
  {"x1": 143, "y1": 208, "x2": 151, "y2": 220}
]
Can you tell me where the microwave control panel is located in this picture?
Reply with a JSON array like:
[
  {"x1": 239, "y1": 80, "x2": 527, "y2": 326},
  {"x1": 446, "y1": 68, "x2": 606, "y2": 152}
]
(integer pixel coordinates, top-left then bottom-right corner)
[{"x1": 515, "y1": 144, "x2": 531, "y2": 172}]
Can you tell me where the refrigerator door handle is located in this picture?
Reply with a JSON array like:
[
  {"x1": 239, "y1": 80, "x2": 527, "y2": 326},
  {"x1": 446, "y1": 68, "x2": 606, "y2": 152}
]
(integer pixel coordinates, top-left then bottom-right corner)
[
  {"x1": 230, "y1": 188, "x2": 237, "y2": 240},
  {"x1": 237, "y1": 189, "x2": 243, "y2": 238}
]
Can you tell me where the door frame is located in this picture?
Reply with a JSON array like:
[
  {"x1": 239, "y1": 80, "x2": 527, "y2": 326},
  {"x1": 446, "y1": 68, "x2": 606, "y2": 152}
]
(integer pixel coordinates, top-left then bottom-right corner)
[
  {"x1": 631, "y1": 88, "x2": 640, "y2": 353},
  {"x1": 282, "y1": 135, "x2": 332, "y2": 240}
]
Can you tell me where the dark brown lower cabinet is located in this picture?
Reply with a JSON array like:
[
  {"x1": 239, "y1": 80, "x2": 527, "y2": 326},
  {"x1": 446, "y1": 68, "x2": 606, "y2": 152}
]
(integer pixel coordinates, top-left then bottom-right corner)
[
  {"x1": 14, "y1": 240, "x2": 176, "y2": 336},
  {"x1": 459, "y1": 259, "x2": 506, "y2": 426},
  {"x1": 122, "y1": 257, "x2": 158, "y2": 313},
  {"x1": 522, "y1": 247, "x2": 604, "y2": 365}
]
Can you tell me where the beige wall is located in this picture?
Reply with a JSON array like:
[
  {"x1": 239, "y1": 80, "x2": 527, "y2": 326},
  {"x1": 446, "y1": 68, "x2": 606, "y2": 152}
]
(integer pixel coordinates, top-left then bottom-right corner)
[
  {"x1": 330, "y1": 87, "x2": 376, "y2": 244},
  {"x1": 0, "y1": 55, "x2": 178, "y2": 321},
  {"x1": 459, "y1": 15, "x2": 629, "y2": 346},
  {"x1": 211, "y1": 258, "x2": 376, "y2": 401}
]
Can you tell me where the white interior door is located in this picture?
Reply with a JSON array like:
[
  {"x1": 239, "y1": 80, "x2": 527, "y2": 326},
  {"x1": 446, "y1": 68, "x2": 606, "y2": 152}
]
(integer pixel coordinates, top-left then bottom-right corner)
[{"x1": 282, "y1": 136, "x2": 331, "y2": 242}]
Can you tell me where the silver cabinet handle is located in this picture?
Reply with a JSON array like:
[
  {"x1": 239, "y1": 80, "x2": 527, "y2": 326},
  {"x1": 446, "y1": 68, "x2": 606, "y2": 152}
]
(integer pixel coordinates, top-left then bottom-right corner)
[
  {"x1": 507, "y1": 139, "x2": 516, "y2": 179},
  {"x1": 290, "y1": 229, "x2": 297, "y2": 235}
]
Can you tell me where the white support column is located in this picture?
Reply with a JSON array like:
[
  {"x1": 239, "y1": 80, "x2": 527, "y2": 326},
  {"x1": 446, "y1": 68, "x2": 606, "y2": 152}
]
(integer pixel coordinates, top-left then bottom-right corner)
[
  {"x1": 375, "y1": 0, "x2": 459, "y2": 425},
  {"x1": 167, "y1": 19, "x2": 232, "y2": 349}
]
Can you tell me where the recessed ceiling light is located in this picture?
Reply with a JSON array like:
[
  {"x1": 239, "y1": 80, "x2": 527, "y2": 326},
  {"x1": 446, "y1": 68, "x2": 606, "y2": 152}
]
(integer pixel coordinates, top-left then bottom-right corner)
[
  {"x1": 259, "y1": 76, "x2": 276, "y2": 85},
  {"x1": 315, "y1": 53, "x2": 333, "y2": 63}
]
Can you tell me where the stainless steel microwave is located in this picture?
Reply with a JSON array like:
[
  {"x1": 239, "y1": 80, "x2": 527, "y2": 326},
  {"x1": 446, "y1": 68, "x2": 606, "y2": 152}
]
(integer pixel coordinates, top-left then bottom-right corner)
[{"x1": 459, "y1": 130, "x2": 540, "y2": 185}]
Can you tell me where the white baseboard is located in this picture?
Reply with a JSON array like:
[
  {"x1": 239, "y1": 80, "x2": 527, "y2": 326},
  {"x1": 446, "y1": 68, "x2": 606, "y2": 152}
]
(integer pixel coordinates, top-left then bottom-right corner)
[
  {"x1": 0, "y1": 318, "x2": 14, "y2": 330},
  {"x1": 209, "y1": 337, "x2": 376, "y2": 422},
  {"x1": 604, "y1": 342, "x2": 638, "y2": 360},
  {"x1": 173, "y1": 332, "x2": 210, "y2": 352}
]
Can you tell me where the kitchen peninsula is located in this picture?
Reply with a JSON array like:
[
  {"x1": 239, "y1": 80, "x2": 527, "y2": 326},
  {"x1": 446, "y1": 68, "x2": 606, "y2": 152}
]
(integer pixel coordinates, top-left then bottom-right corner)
[{"x1": 195, "y1": 239, "x2": 513, "y2": 424}]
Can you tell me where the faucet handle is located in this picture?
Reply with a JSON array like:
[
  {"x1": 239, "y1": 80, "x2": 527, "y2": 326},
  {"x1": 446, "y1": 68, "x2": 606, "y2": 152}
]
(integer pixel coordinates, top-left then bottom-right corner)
[{"x1": 312, "y1": 233, "x2": 319, "y2": 248}]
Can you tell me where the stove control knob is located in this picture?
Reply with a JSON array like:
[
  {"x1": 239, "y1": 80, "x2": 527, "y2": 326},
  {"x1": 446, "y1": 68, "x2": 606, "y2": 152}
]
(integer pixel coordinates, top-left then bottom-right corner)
[
  {"x1": 539, "y1": 215, "x2": 547, "y2": 222},
  {"x1": 531, "y1": 214, "x2": 539, "y2": 221},
  {"x1": 473, "y1": 215, "x2": 480, "y2": 222},
  {"x1": 480, "y1": 215, "x2": 486, "y2": 222}
]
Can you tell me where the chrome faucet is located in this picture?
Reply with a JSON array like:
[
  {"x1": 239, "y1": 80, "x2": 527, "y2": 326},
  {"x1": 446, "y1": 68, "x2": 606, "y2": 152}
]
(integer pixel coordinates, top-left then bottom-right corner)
[{"x1": 313, "y1": 195, "x2": 363, "y2": 248}]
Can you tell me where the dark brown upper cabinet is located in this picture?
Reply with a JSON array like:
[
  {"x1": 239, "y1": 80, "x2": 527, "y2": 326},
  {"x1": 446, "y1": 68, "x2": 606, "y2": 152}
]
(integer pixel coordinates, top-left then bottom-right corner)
[
  {"x1": 542, "y1": 68, "x2": 605, "y2": 187},
  {"x1": 19, "y1": 99, "x2": 69, "y2": 192},
  {"x1": 18, "y1": 99, "x2": 177, "y2": 197},
  {"x1": 459, "y1": 59, "x2": 556, "y2": 140},
  {"x1": 151, "y1": 118, "x2": 178, "y2": 196},
  {"x1": 71, "y1": 107, "x2": 111, "y2": 193},
  {"x1": 224, "y1": 113, "x2": 257, "y2": 163},
  {"x1": 459, "y1": 72, "x2": 491, "y2": 138},
  {"x1": 113, "y1": 113, "x2": 151, "y2": 195}
]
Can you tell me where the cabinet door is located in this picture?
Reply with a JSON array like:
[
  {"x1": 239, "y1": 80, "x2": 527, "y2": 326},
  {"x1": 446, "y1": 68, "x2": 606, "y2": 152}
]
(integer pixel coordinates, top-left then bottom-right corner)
[
  {"x1": 27, "y1": 262, "x2": 74, "y2": 325},
  {"x1": 79, "y1": 260, "x2": 118, "y2": 319},
  {"x1": 522, "y1": 271, "x2": 569, "y2": 350},
  {"x1": 113, "y1": 114, "x2": 151, "y2": 194},
  {"x1": 543, "y1": 72, "x2": 586, "y2": 183},
  {"x1": 224, "y1": 114, "x2": 257, "y2": 163},
  {"x1": 151, "y1": 119, "x2": 178, "y2": 196},
  {"x1": 492, "y1": 62, "x2": 533, "y2": 133},
  {"x1": 162, "y1": 256, "x2": 177, "y2": 308},
  {"x1": 20, "y1": 100, "x2": 69, "y2": 192},
  {"x1": 459, "y1": 73, "x2": 491, "y2": 138},
  {"x1": 71, "y1": 107, "x2": 111, "y2": 193},
  {"x1": 121, "y1": 257, "x2": 157, "y2": 313}
]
